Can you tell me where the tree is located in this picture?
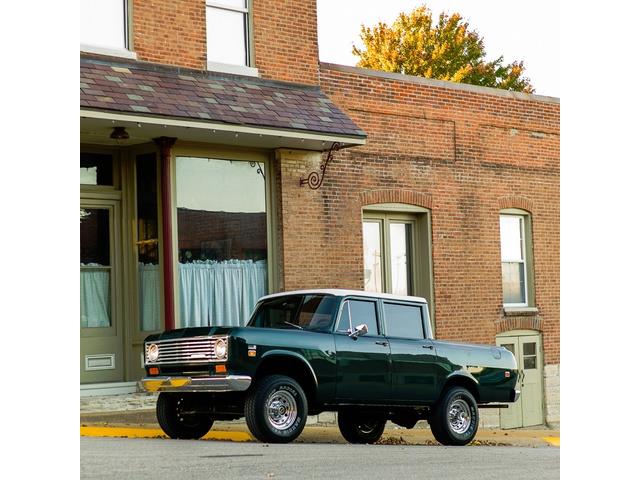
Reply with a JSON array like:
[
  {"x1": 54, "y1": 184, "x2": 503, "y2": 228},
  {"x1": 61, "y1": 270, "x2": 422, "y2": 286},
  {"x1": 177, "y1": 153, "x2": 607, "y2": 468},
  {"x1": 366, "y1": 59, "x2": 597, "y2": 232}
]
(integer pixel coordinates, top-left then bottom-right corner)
[{"x1": 353, "y1": 5, "x2": 534, "y2": 93}]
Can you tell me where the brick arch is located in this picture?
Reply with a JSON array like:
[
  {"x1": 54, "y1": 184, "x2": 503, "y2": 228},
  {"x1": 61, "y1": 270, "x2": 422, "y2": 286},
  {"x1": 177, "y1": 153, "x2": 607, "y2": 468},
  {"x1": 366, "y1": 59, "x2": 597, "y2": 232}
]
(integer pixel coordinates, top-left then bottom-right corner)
[
  {"x1": 359, "y1": 189, "x2": 433, "y2": 209},
  {"x1": 495, "y1": 315, "x2": 543, "y2": 334},
  {"x1": 498, "y1": 195, "x2": 534, "y2": 213}
]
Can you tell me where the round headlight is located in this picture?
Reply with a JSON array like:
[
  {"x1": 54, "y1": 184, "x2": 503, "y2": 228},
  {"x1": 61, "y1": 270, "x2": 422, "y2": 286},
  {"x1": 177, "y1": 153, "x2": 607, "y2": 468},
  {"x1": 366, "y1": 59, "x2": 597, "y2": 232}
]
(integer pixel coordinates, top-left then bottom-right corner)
[
  {"x1": 214, "y1": 339, "x2": 227, "y2": 359},
  {"x1": 147, "y1": 343, "x2": 159, "y2": 363}
]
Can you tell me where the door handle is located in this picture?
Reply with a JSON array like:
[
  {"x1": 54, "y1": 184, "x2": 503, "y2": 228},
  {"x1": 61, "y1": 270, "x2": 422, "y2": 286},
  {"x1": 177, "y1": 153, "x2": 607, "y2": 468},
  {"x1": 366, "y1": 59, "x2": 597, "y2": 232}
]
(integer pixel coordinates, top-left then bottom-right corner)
[
  {"x1": 375, "y1": 340, "x2": 389, "y2": 347},
  {"x1": 422, "y1": 344, "x2": 434, "y2": 349}
]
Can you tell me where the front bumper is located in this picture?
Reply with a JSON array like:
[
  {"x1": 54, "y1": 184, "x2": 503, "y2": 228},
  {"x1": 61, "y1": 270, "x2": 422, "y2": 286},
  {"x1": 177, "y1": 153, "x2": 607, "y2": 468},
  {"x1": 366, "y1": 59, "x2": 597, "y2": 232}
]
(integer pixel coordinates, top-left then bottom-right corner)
[{"x1": 140, "y1": 375, "x2": 252, "y2": 393}]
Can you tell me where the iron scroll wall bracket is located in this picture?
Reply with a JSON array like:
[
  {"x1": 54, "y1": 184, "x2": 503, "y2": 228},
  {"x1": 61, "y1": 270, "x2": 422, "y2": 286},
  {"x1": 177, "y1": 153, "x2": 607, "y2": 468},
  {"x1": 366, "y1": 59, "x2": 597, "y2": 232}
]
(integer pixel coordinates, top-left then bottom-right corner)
[{"x1": 299, "y1": 142, "x2": 342, "y2": 190}]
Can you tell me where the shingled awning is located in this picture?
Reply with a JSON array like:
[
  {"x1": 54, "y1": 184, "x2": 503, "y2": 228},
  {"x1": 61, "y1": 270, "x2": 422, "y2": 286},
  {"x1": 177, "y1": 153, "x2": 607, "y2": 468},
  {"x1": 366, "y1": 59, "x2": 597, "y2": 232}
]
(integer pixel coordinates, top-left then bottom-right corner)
[{"x1": 80, "y1": 55, "x2": 366, "y2": 148}]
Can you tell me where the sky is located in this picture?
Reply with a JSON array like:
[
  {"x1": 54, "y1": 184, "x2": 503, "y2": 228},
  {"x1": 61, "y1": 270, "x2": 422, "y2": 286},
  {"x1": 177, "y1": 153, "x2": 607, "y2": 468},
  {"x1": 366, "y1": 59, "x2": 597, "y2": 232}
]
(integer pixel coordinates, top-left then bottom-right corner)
[{"x1": 317, "y1": 0, "x2": 563, "y2": 97}]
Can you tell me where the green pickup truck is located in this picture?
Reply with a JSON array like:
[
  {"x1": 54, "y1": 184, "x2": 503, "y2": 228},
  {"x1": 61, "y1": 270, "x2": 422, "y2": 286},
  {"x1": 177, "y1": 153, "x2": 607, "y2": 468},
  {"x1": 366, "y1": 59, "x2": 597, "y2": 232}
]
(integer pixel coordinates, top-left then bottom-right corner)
[{"x1": 141, "y1": 289, "x2": 519, "y2": 446}]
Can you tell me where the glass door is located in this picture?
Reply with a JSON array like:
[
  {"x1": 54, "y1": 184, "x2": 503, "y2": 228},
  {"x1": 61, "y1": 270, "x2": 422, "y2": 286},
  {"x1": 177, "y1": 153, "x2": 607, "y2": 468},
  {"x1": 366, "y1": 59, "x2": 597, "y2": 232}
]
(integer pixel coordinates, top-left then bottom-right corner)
[{"x1": 80, "y1": 200, "x2": 124, "y2": 383}]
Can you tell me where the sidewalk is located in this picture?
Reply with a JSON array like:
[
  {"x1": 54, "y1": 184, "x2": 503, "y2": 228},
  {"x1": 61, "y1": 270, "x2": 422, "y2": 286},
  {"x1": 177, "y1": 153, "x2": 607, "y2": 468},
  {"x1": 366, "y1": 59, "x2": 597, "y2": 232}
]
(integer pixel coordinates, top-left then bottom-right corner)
[{"x1": 80, "y1": 409, "x2": 560, "y2": 447}]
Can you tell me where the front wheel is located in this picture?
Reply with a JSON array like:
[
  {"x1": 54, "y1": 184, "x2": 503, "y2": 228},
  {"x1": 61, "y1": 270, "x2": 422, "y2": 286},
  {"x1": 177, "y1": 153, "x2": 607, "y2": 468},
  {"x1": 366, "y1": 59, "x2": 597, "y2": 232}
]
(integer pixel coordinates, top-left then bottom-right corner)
[
  {"x1": 430, "y1": 387, "x2": 479, "y2": 446},
  {"x1": 244, "y1": 375, "x2": 308, "y2": 443},
  {"x1": 337, "y1": 410, "x2": 386, "y2": 444},
  {"x1": 156, "y1": 393, "x2": 214, "y2": 439}
]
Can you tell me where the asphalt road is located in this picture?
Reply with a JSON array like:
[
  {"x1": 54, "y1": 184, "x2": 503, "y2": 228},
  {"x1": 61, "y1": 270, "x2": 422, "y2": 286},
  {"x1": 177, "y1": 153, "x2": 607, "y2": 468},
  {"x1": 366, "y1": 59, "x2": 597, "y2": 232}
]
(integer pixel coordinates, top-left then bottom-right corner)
[{"x1": 81, "y1": 437, "x2": 559, "y2": 480}]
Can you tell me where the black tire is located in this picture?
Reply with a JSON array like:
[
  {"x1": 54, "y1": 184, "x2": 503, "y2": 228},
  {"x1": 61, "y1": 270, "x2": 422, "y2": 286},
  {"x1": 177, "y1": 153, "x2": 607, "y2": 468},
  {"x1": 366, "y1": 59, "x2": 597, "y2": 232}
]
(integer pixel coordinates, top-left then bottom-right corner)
[
  {"x1": 244, "y1": 375, "x2": 308, "y2": 443},
  {"x1": 337, "y1": 410, "x2": 386, "y2": 444},
  {"x1": 430, "y1": 387, "x2": 479, "y2": 446},
  {"x1": 156, "y1": 393, "x2": 214, "y2": 439}
]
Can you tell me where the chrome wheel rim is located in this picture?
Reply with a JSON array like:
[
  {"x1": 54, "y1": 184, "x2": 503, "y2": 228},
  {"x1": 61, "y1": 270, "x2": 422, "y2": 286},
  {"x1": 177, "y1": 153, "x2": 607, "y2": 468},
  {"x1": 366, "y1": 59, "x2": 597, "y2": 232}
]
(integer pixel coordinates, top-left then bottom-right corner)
[
  {"x1": 357, "y1": 420, "x2": 379, "y2": 434},
  {"x1": 448, "y1": 398, "x2": 472, "y2": 434},
  {"x1": 266, "y1": 389, "x2": 298, "y2": 431}
]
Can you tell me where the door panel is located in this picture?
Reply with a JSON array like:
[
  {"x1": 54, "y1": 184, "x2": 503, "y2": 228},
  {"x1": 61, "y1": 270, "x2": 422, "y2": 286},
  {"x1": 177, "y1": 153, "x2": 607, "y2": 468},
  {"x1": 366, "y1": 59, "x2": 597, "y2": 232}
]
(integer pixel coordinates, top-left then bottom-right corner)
[
  {"x1": 388, "y1": 338, "x2": 438, "y2": 404},
  {"x1": 334, "y1": 333, "x2": 392, "y2": 403},
  {"x1": 80, "y1": 201, "x2": 124, "y2": 383},
  {"x1": 496, "y1": 337, "x2": 522, "y2": 428},
  {"x1": 334, "y1": 298, "x2": 391, "y2": 403},
  {"x1": 520, "y1": 337, "x2": 543, "y2": 426},
  {"x1": 497, "y1": 334, "x2": 544, "y2": 428}
]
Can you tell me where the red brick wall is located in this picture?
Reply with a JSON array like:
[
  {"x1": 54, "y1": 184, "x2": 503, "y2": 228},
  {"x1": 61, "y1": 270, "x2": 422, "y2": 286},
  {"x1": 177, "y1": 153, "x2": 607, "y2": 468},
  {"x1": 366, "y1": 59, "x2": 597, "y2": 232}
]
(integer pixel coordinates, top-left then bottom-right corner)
[
  {"x1": 130, "y1": 0, "x2": 319, "y2": 84},
  {"x1": 253, "y1": 0, "x2": 320, "y2": 84},
  {"x1": 276, "y1": 66, "x2": 559, "y2": 364},
  {"x1": 132, "y1": 0, "x2": 207, "y2": 69}
]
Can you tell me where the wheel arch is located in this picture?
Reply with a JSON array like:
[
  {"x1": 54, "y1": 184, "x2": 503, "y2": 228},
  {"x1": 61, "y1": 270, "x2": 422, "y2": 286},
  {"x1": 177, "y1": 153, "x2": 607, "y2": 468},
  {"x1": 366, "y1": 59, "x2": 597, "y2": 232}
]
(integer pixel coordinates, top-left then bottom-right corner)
[
  {"x1": 254, "y1": 351, "x2": 319, "y2": 405},
  {"x1": 440, "y1": 372, "x2": 480, "y2": 403}
]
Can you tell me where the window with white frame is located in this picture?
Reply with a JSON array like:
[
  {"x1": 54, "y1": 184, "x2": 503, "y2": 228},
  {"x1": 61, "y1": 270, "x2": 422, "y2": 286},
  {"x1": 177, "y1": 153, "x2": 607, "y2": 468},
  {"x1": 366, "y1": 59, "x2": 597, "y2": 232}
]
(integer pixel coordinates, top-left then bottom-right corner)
[
  {"x1": 80, "y1": 0, "x2": 129, "y2": 53},
  {"x1": 499, "y1": 213, "x2": 533, "y2": 306},
  {"x1": 206, "y1": 0, "x2": 250, "y2": 68}
]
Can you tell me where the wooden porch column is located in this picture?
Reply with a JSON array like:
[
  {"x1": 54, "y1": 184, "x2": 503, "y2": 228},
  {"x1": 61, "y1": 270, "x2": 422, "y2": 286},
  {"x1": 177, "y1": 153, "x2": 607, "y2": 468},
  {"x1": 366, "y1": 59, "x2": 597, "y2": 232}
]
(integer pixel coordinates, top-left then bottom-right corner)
[{"x1": 153, "y1": 137, "x2": 177, "y2": 331}]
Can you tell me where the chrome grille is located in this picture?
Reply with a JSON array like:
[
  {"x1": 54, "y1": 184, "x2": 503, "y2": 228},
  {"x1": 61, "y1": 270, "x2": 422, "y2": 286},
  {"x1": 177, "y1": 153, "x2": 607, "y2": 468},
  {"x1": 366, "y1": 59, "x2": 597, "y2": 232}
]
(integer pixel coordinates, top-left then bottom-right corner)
[{"x1": 145, "y1": 336, "x2": 226, "y2": 365}]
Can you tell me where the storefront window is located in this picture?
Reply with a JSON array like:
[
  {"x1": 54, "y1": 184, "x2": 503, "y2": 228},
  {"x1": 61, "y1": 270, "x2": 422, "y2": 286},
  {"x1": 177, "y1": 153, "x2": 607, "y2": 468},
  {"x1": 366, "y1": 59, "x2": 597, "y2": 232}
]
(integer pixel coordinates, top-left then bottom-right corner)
[
  {"x1": 80, "y1": 153, "x2": 113, "y2": 186},
  {"x1": 136, "y1": 153, "x2": 162, "y2": 331},
  {"x1": 176, "y1": 157, "x2": 268, "y2": 327},
  {"x1": 80, "y1": 207, "x2": 111, "y2": 328}
]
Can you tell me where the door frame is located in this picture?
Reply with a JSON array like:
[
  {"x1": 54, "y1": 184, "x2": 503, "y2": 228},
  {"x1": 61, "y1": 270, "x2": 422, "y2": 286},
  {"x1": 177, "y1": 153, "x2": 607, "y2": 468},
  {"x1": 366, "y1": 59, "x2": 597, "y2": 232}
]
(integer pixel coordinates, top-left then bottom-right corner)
[{"x1": 80, "y1": 195, "x2": 125, "y2": 383}]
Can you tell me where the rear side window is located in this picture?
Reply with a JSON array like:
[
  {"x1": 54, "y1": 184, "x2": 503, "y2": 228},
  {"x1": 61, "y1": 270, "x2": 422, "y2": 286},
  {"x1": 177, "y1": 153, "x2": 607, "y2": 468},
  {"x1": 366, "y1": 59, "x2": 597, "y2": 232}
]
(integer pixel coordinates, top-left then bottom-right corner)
[
  {"x1": 383, "y1": 302, "x2": 424, "y2": 339},
  {"x1": 336, "y1": 299, "x2": 379, "y2": 335}
]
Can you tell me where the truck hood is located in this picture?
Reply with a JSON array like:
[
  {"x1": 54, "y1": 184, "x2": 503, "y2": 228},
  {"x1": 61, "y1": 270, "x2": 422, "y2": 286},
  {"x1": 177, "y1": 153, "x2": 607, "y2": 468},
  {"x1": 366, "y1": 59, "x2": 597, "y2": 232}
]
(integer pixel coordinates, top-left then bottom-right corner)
[{"x1": 144, "y1": 326, "x2": 237, "y2": 342}]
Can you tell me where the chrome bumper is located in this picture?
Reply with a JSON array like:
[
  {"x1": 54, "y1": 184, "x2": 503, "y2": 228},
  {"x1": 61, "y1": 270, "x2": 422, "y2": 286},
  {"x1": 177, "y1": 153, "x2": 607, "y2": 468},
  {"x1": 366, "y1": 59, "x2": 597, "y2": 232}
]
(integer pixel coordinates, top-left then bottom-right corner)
[{"x1": 140, "y1": 375, "x2": 252, "y2": 393}]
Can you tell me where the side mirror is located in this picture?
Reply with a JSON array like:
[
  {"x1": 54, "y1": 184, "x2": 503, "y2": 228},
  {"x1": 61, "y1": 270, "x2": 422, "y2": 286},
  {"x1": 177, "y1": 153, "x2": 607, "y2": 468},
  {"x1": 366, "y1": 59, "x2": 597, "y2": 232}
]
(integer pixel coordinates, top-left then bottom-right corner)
[{"x1": 349, "y1": 323, "x2": 368, "y2": 339}]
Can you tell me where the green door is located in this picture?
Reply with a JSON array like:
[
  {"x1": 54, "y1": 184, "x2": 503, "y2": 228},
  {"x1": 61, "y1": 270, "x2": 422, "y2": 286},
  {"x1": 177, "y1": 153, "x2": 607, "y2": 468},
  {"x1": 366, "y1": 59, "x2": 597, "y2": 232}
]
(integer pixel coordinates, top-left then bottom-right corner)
[
  {"x1": 497, "y1": 332, "x2": 544, "y2": 428},
  {"x1": 334, "y1": 298, "x2": 392, "y2": 403}
]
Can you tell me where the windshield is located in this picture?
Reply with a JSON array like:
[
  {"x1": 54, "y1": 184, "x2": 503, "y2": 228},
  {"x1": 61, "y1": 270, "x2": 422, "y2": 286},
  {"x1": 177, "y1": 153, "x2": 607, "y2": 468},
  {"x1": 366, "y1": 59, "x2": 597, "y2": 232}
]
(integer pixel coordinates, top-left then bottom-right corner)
[{"x1": 248, "y1": 295, "x2": 339, "y2": 332}]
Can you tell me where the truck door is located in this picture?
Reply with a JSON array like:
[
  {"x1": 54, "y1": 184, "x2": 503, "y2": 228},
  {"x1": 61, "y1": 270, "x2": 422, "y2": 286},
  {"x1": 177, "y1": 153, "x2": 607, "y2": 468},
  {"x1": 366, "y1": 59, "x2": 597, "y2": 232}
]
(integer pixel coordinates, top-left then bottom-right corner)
[
  {"x1": 333, "y1": 298, "x2": 392, "y2": 403},
  {"x1": 383, "y1": 301, "x2": 439, "y2": 404}
]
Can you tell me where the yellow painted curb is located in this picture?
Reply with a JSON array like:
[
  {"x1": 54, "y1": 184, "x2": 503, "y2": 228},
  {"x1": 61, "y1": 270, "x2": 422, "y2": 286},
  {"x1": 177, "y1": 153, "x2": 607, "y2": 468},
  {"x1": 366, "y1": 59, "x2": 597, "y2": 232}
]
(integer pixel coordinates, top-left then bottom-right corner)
[
  {"x1": 543, "y1": 436, "x2": 560, "y2": 446},
  {"x1": 80, "y1": 426, "x2": 252, "y2": 442}
]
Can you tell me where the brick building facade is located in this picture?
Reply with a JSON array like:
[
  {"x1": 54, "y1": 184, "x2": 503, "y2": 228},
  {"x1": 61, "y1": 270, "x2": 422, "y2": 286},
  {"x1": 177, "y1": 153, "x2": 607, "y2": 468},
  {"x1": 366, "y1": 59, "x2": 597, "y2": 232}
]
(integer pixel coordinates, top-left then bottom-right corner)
[{"x1": 80, "y1": 0, "x2": 559, "y2": 427}]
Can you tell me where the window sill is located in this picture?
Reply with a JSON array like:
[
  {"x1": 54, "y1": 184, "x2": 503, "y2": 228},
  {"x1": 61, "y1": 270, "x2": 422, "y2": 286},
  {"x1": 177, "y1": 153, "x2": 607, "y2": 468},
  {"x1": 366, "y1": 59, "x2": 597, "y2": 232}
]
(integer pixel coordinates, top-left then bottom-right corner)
[
  {"x1": 207, "y1": 61, "x2": 259, "y2": 77},
  {"x1": 503, "y1": 306, "x2": 539, "y2": 316},
  {"x1": 81, "y1": 44, "x2": 137, "y2": 60}
]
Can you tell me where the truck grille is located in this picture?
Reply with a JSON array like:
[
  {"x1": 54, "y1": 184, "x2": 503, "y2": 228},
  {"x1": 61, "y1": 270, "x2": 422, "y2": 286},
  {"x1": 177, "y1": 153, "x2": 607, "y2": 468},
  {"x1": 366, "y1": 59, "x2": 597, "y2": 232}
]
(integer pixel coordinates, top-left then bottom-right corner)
[{"x1": 145, "y1": 336, "x2": 226, "y2": 365}]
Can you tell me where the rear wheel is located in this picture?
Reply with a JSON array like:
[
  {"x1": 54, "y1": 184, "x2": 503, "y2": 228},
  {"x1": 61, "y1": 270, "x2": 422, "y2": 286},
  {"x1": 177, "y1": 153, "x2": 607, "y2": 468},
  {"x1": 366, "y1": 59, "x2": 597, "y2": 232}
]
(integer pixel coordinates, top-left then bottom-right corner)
[
  {"x1": 156, "y1": 393, "x2": 214, "y2": 439},
  {"x1": 244, "y1": 375, "x2": 308, "y2": 443},
  {"x1": 430, "y1": 387, "x2": 478, "y2": 446},
  {"x1": 337, "y1": 410, "x2": 386, "y2": 444}
]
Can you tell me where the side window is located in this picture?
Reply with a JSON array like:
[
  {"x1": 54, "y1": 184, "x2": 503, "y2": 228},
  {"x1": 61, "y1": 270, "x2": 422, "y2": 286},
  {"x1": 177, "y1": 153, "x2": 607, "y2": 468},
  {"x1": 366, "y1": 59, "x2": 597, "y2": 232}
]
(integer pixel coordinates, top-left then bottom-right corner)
[
  {"x1": 336, "y1": 299, "x2": 379, "y2": 335},
  {"x1": 383, "y1": 302, "x2": 424, "y2": 339}
]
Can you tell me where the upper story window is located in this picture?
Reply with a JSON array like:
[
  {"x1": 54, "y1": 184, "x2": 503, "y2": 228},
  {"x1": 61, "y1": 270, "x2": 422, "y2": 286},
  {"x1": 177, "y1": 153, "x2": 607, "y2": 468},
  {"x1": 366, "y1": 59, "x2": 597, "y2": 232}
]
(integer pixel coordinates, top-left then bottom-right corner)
[
  {"x1": 499, "y1": 212, "x2": 535, "y2": 307},
  {"x1": 80, "y1": 0, "x2": 135, "y2": 58},
  {"x1": 206, "y1": 1, "x2": 258, "y2": 76}
]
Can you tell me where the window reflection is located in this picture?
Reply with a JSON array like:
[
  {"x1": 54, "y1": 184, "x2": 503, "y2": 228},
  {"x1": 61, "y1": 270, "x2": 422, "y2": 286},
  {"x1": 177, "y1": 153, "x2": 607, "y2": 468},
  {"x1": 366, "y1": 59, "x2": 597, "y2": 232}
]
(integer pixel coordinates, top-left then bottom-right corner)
[
  {"x1": 80, "y1": 153, "x2": 113, "y2": 186},
  {"x1": 176, "y1": 157, "x2": 268, "y2": 327},
  {"x1": 390, "y1": 223, "x2": 411, "y2": 296},
  {"x1": 363, "y1": 221, "x2": 382, "y2": 293},
  {"x1": 80, "y1": 208, "x2": 111, "y2": 328},
  {"x1": 136, "y1": 154, "x2": 161, "y2": 332}
]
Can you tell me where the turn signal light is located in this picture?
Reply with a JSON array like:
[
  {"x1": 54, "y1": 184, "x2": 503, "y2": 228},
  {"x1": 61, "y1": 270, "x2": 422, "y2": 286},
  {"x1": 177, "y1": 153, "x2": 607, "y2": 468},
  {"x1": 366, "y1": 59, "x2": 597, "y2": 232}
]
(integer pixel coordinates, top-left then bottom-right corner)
[
  {"x1": 215, "y1": 364, "x2": 227, "y2": 374},
  {"x1": 149, "y1": 367, "x2": 160, "y2": 376}
]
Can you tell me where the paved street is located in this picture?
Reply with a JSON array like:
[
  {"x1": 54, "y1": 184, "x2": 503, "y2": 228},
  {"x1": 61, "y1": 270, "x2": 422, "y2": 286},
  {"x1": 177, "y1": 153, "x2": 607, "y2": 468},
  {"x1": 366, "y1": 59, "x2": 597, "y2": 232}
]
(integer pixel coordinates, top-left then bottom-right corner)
[{"x1": 81, "y1": 437, "x2": 559, "y2": 480}]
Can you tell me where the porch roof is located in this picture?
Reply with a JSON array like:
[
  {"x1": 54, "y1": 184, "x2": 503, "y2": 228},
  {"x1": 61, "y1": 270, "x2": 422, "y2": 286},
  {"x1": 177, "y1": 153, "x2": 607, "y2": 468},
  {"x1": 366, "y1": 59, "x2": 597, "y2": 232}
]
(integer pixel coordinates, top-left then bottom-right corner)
[{"x1": 80, "y1": 55, "x2": 367, "y2": 140}]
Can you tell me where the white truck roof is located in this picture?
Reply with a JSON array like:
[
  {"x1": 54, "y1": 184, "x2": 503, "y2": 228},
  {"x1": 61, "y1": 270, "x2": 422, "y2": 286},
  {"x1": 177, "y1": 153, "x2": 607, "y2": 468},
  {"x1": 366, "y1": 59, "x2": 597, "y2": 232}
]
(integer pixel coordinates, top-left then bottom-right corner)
[{"x1": 258, "y1": 289, "x2": 427, "y2": 304}]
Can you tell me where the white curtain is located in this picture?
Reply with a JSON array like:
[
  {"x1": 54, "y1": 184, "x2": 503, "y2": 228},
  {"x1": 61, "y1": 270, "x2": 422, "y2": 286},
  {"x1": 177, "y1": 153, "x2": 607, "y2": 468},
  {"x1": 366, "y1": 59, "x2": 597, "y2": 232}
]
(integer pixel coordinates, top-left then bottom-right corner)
[
  {"x1": 80, "y1": 268, "x2": 110, "y2": 328},
  {"x1": 179, "y1": 260, "x2": 267, "y2": 327},
  {"x1": 139, "y1": 263, "x2": 161, "y2": 331}
]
